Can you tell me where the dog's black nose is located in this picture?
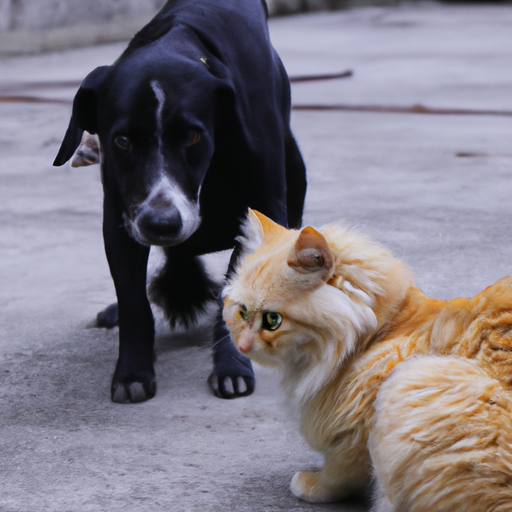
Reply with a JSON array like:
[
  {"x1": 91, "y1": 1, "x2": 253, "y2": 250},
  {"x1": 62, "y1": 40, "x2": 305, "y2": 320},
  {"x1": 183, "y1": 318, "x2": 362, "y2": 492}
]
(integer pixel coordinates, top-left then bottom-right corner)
[{"x1": 138, "y1": 208, "x2": 183, "y2": 243}]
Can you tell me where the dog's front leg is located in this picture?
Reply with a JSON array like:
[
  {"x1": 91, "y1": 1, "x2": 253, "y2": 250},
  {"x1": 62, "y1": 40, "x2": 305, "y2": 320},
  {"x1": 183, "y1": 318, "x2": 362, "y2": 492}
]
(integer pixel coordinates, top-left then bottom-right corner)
[
  {"x1": 210, "y1": 310, "x2": 255, "y2": 398},
  {"x1": 103, "y1": 196, "x2": 155, "y2": 403},
  {"x1": 209, "y1": 245, "x2": 255, "y2": 398}
]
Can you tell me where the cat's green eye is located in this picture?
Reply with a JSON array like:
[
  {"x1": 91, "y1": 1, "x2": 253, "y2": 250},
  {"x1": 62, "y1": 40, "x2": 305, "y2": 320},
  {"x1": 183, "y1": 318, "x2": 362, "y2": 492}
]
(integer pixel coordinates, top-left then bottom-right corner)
[
  {"x1": 262, "y1": 312, "x2": 283, "y2": 331},
  {"x1": 239, "y1": 305, "x2": 248, "y2": 321}
]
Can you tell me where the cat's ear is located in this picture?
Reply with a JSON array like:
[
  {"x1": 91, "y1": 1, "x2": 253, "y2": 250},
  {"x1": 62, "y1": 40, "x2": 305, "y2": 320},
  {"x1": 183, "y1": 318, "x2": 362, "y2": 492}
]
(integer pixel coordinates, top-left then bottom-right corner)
[
  {"x1": 238, "y1": 209, "x2": 287, "y2": 254},
  {"x1": 251, "y1": 210, "x2": 288, "y2": 241},
  {"x1": 288, "y1": 226, "x2": 334, "y2": 279},
  {"x1": 238, "y1": 209, "x2": 264, "y2": 251}
]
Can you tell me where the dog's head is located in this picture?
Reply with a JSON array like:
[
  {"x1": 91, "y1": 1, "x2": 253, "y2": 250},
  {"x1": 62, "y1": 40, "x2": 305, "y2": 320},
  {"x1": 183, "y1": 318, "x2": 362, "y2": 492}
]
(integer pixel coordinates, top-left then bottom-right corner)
[{"x1": 54, "y1": 28, "x2": 234, "y2": 247}]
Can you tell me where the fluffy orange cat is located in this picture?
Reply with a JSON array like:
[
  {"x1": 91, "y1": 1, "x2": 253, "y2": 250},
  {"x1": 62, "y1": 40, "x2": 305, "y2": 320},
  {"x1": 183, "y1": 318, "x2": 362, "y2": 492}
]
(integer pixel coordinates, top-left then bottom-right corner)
[{"x1": 223, "y1": 209, "x2": 512, "y2": 512}]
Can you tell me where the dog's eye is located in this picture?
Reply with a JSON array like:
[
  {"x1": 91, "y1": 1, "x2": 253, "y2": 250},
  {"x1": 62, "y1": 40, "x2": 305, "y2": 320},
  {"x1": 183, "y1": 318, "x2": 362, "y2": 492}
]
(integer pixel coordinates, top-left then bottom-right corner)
[
  {"x1": 114, "y1": 136, "x2": 131, "y2": 150},
  {"x1": 239, "y1": 305, "x2": 248, "y2": 321},
  {"x1": 262, "y1": 312, "x2": 283, "y2": 331},
  {"x1": 185, "y1": 130, "x2": 201, "y2": 147}
]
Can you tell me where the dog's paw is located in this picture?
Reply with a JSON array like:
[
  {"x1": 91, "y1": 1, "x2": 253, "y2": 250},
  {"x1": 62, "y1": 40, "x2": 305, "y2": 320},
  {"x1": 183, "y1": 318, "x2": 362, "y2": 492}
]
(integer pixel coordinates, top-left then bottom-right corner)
[
  {"x1": 96, "y1": 303, "x2": 119, "y2": 329},
  {"x1": 209, "y1": 352, "x2": 255, "y2": 399},
  {"x1": 111, "y1": 371, "x2": 156, "y2": 403},
  {"x1": 71, "y1": 132, "x2": 100, "y2": 167}
]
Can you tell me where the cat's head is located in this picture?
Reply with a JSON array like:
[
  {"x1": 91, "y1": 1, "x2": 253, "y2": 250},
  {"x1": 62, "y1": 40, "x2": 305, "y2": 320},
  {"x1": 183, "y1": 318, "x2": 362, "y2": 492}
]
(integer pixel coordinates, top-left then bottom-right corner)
[{"x1": 223, "y1": 210, "x2": 412, "y2": 402}]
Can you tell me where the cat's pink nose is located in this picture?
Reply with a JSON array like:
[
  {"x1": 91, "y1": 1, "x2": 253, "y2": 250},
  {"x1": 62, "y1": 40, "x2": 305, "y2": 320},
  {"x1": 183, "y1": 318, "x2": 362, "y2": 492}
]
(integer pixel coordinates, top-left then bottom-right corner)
[
  {"x1": 238, "y1": 343, "x2": 251, "y2": 354},
  {"x1": 237, "y1": 335, "x2": 253, "y2": 354}
]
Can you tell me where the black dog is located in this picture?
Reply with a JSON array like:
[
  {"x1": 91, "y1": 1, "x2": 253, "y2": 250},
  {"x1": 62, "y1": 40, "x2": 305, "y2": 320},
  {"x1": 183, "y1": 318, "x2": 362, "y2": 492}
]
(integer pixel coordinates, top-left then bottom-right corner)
[{"x1": 53, "y1": 0, "x2": 306, "y2": 403}]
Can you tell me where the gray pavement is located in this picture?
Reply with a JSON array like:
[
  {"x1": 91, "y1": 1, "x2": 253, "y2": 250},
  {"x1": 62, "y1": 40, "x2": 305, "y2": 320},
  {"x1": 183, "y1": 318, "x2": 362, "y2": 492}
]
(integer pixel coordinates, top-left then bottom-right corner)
[{"x1": 1, "y1": 3, "x2": 512, "y2": 511}]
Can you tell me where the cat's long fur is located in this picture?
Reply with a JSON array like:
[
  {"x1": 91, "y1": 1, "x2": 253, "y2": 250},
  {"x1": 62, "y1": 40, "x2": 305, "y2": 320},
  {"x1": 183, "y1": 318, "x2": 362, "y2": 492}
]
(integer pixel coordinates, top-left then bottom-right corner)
[
  {"x1": 223, "y1": 210, "x2": 512, "y2": 510},
  {"x1": 370, "y1": 356, "x2": 512, "y2": 512}
]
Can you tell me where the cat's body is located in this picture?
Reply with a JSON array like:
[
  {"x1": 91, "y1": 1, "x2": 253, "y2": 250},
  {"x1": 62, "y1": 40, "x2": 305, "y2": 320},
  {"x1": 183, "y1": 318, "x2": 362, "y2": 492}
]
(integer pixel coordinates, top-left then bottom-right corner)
[
  {"x1": 223, "y1": 210, "x2": 512, "y2": 510},
  {"x1": 370, "y1": 356, "x2": 512, "y2": 512}
]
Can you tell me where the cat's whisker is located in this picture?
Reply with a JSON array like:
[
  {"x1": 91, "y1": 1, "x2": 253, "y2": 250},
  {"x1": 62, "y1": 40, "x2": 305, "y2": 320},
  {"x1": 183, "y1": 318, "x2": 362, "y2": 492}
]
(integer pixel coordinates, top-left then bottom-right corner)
[{"x1": 212, "y1": 333, "x2": 231, "y2": 350}]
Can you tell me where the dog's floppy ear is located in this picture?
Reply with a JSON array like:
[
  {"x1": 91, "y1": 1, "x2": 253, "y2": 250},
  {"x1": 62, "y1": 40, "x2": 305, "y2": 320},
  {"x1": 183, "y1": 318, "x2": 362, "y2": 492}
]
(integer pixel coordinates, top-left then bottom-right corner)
[{"x1": 53, "y1": 66, "x2": 110, "y2": 166}]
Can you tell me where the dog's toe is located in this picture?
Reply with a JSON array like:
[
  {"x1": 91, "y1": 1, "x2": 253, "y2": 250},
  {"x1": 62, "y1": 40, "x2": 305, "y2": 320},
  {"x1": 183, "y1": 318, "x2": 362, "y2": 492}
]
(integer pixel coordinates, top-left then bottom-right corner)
[
  {"x1": 208, "y1": 371, "x2": 255, "y2": 399},
  {"x1": 210, "y1": 346, "x2": 255, "y2": 398},
  {"x1": 111, "y1": 382, "x2": 130, "y2": 403},
  {"x1": 111, "y1": 374, "x2": 156, "y2": 403},
  {"x1": 127, "y1": 382, "x2": 148, "y2": 403}
]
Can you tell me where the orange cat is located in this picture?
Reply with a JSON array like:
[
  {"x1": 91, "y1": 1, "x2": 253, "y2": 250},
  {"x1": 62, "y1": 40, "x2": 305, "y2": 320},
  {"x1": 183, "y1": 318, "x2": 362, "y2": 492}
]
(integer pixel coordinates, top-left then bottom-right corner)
[{"x1": 223, "y1": 209, "x2": 512, "y2": 510}]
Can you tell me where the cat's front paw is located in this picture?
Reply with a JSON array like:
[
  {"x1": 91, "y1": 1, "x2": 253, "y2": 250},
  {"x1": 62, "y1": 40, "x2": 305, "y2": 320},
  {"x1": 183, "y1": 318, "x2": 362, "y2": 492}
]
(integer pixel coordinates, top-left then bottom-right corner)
[{"x1": 290, "y1": 471, "x2": 342, "y2": 503}]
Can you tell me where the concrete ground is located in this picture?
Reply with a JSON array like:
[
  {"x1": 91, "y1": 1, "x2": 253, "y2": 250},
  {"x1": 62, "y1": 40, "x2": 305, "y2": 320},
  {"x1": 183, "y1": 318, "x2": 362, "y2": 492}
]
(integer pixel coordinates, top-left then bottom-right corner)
[{"x1": 1, "y1": 2, "x2": 512, "y2": 511}]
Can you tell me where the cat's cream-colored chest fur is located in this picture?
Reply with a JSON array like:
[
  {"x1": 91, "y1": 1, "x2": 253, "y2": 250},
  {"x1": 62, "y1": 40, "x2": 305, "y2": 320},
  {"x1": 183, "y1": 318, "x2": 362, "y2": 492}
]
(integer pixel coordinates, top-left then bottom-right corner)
[{"x1": 296, "y1": 307, "x2": 438, "y2": 499}]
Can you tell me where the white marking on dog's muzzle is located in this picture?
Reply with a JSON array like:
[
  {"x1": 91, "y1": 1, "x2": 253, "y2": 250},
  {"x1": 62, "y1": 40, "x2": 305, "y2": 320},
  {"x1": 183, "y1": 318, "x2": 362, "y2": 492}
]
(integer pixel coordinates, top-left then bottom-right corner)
[
  {"x1": 126, "y1": 172, "x2": 202, "y2": 246},
  {"x1": 123, "y1": 81, "x2": 202, "y2": 246}
]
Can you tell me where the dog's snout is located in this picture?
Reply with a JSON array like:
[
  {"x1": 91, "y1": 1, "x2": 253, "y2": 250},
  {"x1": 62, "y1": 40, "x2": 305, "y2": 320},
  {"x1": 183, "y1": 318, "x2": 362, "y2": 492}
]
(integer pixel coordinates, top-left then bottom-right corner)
[
  {"x1": 138, "y1": 208, "x2": 183, "y2": 243},
  {"x1": 129, "y1": 184, "x2": 202, "y2": 247}
]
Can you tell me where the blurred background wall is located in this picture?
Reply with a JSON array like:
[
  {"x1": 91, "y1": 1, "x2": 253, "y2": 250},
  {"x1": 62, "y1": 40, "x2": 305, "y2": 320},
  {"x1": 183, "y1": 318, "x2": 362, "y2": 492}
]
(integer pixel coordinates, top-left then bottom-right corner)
[
  {"x1": 0, "y1": 0, "x2": 507, "y2": 55},
  {"x1": 0, "y1": 0, "x2": 166, "y2": 54},
  {"x1": 0, "y1": 0, "x2": 165, "y2": 31}
]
